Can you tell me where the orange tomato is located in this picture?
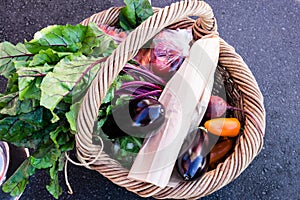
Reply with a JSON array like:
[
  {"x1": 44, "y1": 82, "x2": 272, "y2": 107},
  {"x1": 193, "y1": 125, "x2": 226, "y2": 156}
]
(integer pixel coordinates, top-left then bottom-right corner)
[{"x1": 204, "y1": 118, "x2": 241, "y2": 137}]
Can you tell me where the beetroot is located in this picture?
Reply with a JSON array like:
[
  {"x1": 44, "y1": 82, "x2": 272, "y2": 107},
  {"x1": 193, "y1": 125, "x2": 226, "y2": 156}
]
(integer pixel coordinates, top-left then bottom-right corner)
[
  {"x1": 205, "y1": 95, "x2": 263, "y2": 136},
  {"x1": 205, "y1": 95, "x2": 228, "y2": 118},
  {"x1": 205, "y1": 95, "x2": 246, "y2": 118}
]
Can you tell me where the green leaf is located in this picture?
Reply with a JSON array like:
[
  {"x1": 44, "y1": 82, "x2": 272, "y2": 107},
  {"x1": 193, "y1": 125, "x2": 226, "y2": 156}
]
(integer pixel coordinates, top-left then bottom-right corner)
[
  {"x1": 46, "y1": 166, "x2": 62, "y2": 199},
  {"x1": 119, "y1": 2, "x2": 137, "y2": 30},
  {"x1": 80, "y1": 23, "x2": 101, "y2": 55},
  {"x1": 97, "y1": 117, "x2": 107, "y2": 129},
  {"x1": 19, "y1": 77, "x2": 42, "y2": 100},
  {"x1": 65, "y1": 101, "x2": 81, "y2": 132},
  {"x1": 102, "y1": 74, "x2": 133, "y2": 104},
  {"x1": 50, "y1": 126, "x2": 63, "y2": 148},
  {"x1": 5, "y1": 72, "x2": 18, "y2": 93},
  {"x1": 0, "y1": 107, "x2": 52, "y2": 147},
  {"x1": 119, "y1": 136, "x2": 142, "y2": 153},
  {"x1": 0, "y1": 92, "x2": 39, "y2": 115},
  {"x1": 29, "y1": 49, "x2": 71, "y2": 67},
  {"x1": 60, "y1": 139, "x2": 74, "y2": 152},
  {"x1": 96, "y1": 74, "x2": 134, "y2": 133},
  {"x1": 103, "y1": 86, "x2": 115, "y2": 104},
  {"x1": 57, "y1": 153, "x2": 66, "y2": 172},
  {"x1": 119, "y1": 0, "x2": 153, "y2": 31},
  {"x1": 0, "y1": 42, "x2": 32, "y2": 78},
  {"x1": 2, "y1": 159, "x2": 36, "y2": 197},
  {"x1": 47, "y1": 153, "x2": 65, "y2": 199},
  {"x1": 0, "y1": 22, "x2": 120, "y2": 199},
  {"x1": 16, "y1": 65, "x2": 53, "y2": 100},
  {"x1": 39, "y1": 55, "x2": 103, "y2": 122},
  {"x1": 135, "y1": 0, "x2": 154, "y2": 22},
  {"x1": 24, "y1": 23, "x2": 108, "y2": 57},
  {"x1": 30, "y1": 141, "x2": 61, "y2": 169},
  {"x1": 106, "y1": 105, "x2": 112, "y2": 116},
  {"x1": 50, "y1": 125, "x2": 72, "y2": 148},
  {"x1": 25, "y1": 24, "x2": 87, "y2": 54},
  {"x1": 0, "y1": 92, "x2": 18, "y2": 110},
  {"x1": 87, "y1": 23, "x2": 118, "y2": 57}
]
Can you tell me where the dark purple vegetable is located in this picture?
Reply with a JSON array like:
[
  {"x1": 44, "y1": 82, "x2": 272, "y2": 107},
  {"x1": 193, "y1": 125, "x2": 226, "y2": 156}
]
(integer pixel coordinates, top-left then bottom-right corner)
[
  {"x1": 132, "y1": 99, "x2": 165, "y2": 127},
  {"x1": 101, "y1": 98, "x2": 165, "y2": 139},
  {"x1": 176, "y1": 129, "x2": 210, "y2": 181}
]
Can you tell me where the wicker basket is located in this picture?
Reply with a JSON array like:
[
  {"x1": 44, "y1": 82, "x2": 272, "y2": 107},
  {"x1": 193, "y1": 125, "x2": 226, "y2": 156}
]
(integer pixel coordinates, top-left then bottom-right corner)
[{"x1": 75, "y1": 1, "x2": 266, "y2": 199}]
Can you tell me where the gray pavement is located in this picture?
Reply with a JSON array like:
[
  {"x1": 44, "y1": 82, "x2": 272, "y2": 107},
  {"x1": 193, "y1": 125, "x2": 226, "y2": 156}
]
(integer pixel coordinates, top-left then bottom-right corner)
[{"x1": 0, "y1": 0, "x2": 299, "y2": 199}]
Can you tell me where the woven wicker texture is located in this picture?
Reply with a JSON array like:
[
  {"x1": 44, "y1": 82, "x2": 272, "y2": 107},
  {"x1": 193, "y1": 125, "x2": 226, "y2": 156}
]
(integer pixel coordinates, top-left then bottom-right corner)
[{"x1": 76, "y1": 1, "x2": 265, "y2": 199}]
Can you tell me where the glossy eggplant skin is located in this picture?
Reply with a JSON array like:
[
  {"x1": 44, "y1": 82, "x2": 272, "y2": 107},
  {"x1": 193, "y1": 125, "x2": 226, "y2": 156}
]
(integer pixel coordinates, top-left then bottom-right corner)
[
  {"x1": 101, "y1": 98, "x2": 165, "y2": 139},
  {"x1": 176, "y1": 129, "x2": 210, "y2": 181}
]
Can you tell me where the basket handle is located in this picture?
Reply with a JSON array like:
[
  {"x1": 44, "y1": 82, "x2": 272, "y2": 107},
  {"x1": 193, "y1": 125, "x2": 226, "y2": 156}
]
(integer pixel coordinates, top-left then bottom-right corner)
[{"x1": 76, "y1": 0, "x2": 217, "y2": 158}]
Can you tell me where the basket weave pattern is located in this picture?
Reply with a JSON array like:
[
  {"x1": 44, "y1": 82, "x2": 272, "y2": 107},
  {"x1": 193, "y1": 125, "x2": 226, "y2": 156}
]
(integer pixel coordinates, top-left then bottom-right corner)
[{"x1": 76, "y1": 1, "x2": 265, "y2": 199}]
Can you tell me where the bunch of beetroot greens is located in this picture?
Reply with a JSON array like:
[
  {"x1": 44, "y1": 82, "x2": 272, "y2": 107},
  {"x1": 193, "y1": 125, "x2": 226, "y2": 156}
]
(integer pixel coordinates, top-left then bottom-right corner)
[{"x1": 0, "y1": 23, "x2": 117, "y2": 198}]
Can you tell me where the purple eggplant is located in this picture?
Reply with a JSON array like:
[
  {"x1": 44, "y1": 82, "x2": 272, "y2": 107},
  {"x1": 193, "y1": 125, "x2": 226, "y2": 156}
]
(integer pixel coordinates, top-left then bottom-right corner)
[
  {"x1": 101, "y1": 98, "x2": 165, "y2": 139},
  {"x1": 176, "y1": 129, "x2": 210, "y2": 181},
  {"x1": 131, "y1": 99, "x2": 165, "y2": 128}
]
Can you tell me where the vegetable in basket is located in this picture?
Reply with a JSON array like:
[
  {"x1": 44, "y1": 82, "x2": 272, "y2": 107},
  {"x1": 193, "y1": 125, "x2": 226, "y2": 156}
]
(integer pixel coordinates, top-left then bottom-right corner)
[
  {"x1": 110, "y1": 136, "x2": 143, "y2": 168},
  {"x1": 209, "y1": 138, "x2": 234, "y2": 167},
  {"x1": 148, "y1": 29, "x2": 192, "y2": 81},
  {"x1": 94, "y1": 64, "x2": 166, "y2": 168},
  {"x1": 101, "y1": 97, "x2": 165, "y2": 139},
  {"x1": 204, "y1": 118, "x2": 241, "y2": 137},
  {"x1": 99, "y1": 25, "x2": 193, "y2": 82},
  {"x1": 98, "y1": 24, "x2": 128, "y2": 44},
  {"x1": 176, "y1": 128, "x2": 210, "y2": 181},
  {"x1": 206, "y1": 95, "x2": 256, "y2": 120}
]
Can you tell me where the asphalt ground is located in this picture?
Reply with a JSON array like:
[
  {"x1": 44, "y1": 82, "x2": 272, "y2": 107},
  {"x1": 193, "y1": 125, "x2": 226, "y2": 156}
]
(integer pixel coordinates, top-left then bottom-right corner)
[{"x1": 0, "y1": 0, "x2": 299, "y2": 199}]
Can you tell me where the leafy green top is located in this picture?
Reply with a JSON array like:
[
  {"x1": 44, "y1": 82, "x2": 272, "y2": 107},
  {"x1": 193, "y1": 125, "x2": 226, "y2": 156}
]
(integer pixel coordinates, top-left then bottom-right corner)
[
  {"x1": 0, "y1": 23, "x2": 116, "y2": 199},
  {"x1": 119, "y1": 0, "x2": 153, "y2": 31}
]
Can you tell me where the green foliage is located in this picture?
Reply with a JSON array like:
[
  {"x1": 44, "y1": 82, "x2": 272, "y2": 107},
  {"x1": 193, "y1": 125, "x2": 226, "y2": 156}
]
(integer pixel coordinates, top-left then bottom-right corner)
[
  {"x1": 119, "y1": 0, "x2": 153, "y2": 31},
  {"x1": 0, "y1": 42, "x2": 32, "y2": 78},
  {"x1": 0, "y1": 22, "x2": 117, "y2": 199}
]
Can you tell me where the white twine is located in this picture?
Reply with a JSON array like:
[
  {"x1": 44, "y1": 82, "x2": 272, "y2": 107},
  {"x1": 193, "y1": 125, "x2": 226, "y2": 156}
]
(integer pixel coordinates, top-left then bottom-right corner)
[{"x1": 64, "y1": 136, "x2": 104, "y2": 194}]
